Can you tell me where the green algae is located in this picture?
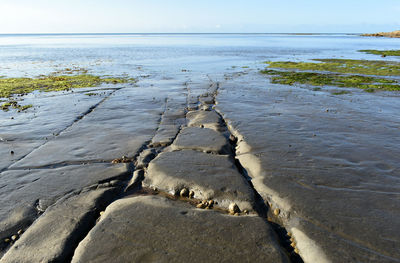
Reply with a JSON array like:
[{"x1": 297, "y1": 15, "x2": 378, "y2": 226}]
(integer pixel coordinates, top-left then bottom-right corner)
[
  {"x1": 265, "y1": 59, "x2": 400, "y2": 76},
  {"x1": 1, "y1": 101, "x2": 32, "y2": 112},
  {"x1": 260, "y1": 70, "x2": 400, "y2": 92},
  {"x1": 0, "y1": 71, "x2": 136, "y2": 111},
  {"x1": 332, "y1": 90, "x2": 351, "y2": 95},
  {"x1": 84, "y1": 92, "x2": 98, "y2": 96},
  {"x1": 359, "y1": 50, "x2": 400, "y2": 57}
]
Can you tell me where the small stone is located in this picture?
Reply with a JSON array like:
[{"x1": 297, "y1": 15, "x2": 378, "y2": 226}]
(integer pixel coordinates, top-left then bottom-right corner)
[
  {"x1": 17, "y1": 229, "x2": 23, "y2": 235},
  {"x1": 189, "y1": 190, "x2": 195, "y2": 198},
  {"x1": 273, "y1": 208, "x2": 280, "y2": 216},
  {"x1": 4, "y1": 238, "x2": 10, "y2": 243},
  {"x1": 180, "y1": 188, "x2": 189, "y2": 197},
  {"x1": 196, "y1": 203, "x2": 206, "y2": 209},
  {"x1": 11, "y1": 235, "x2": 18, "y2": 241},
  {"x1": 229, "y1": 203, "x2": 240, "y2": 214},
  {"x1": 99, "y1": 211, "x2": 105, "y2": 216}
]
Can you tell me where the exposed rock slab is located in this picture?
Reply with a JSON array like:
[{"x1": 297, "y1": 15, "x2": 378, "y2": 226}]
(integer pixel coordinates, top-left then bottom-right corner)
[
  {"x1": 71, "y1": 195, "x2": 289, "y2": 263},
  {"x1": 0, "y1": 141, "x2": 43, "y2": 171},
  {"x1": 1, "y1": 187, "x2": 117, "y2": 263},
  {"x1": 143, "y1": 150, "x2": 254, "y2": 211},
  {"x1": 11, "y1": 88, "x2": 164, "y2": 168},
  {"x1": 171, "y1": 127, "x2": 230, "y2": 154},
  {"x1": 216, "y1": 74, "x2": 400, "y2": 262},
  {"x1": 0, "y1": 90, "x2": 110, "y2": 141},
  {"x1": 0, "y1": 163, "x2": 129, "y2": 244},
  {"x1": 187, "y1": 110, "x2": 221, "y2": 131}
]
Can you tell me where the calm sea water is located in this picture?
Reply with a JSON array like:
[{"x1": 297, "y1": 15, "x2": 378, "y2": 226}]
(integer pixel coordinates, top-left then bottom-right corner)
[{"x1": 0, "y1": 33, "x2": 399, "y2": 78}]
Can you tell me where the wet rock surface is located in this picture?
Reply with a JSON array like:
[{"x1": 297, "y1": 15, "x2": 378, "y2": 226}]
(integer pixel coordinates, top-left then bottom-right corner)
[
  {"x1": 143, "y1": 149, "x2": 254, "y2": 211},
  {"x1": 0, "y1": 163, "x2": 129, "y2": 248},
  {"x1": 1, "y1": 187, "x2": 117, "y2": 263},
  {"x1": 2, "y1": 69, "x2": 398, "y2": 263},
  {"x1": 187, "y1": 110, "x2": 222, "y2": 131},
  {"x1": 215, "y1": 72, "x2": 400, "y2": 262},
  {"x1": 171, "y1": 126, "x2": 230, "y2": 153},
  {"x1": 71, "y1": 195, "x2": 289, "y2": 263}
]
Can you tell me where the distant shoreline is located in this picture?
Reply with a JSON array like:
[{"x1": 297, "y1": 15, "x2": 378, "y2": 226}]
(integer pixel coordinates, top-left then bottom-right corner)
[{"x1": 361, "y1": 30, "x2": 400, "y2": 38}]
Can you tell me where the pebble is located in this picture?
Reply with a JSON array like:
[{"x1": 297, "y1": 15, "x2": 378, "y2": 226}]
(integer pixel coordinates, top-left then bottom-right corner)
[
  {"x1": 99, "y1": 211, "x2": 105, "y2": 216},
  {"x1": 196, "y1": 203, "x2": 206, "y2": 209},
  {"x1": 11, "y1": 235, "x2": 18, "y2": 241},
  {"x1": 4, "y1": 238, "x2": 10, "y2": 243},
  {"x1": 189, "y1": 190, "x2": 195, "y2": 198},
  {"x1": 229, "y1": 203, "x2": 240, "y2": 214},
  {"x1": 180, "y1": 188, "x2": 189, "y2": 197},
  {"x1": 17, "y1": 229, "x2": 23, "y2": 235},
  {"x1": 273, "y1": 208, "x2": 280, "y2": 216}
]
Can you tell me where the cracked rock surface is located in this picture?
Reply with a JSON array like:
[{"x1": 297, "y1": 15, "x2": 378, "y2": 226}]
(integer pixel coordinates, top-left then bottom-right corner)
[
  {"x1": 143, "y1": 149, "x2": 254, "y2": 211},
  {"x1": 215, "y1": 72, "x2": 400, "y2": 263},
  {"x1": 171, "y1": 126, "x2": 230, "y2": 154},
  {"x1": 1, "y1": 187, "x2": 117, "y2": 263},
  {"x1": 71, "y1": 195, "x2": 289, "y2": 263}
]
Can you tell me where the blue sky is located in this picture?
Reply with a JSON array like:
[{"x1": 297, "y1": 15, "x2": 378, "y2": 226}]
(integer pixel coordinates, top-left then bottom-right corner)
[{"x1": 0, "y1": 0, "x2": 399, "y2": 33}]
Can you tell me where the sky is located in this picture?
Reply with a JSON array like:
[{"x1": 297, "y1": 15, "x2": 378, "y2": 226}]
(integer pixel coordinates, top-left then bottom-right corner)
[{"x1": 0, "y1": 0, "x2": 399, "y2": 33}]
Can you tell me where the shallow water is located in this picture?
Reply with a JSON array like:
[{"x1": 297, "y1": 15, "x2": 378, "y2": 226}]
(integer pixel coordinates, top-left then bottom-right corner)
[{"x1": 1, "y1": 33, "x2": 400, "y2": 78}]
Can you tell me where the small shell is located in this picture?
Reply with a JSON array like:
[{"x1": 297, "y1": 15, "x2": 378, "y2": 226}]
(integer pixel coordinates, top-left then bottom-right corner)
[
  {"x1": 180, "y1": 188, "x2": 189, "y2": 197},
  {"x1": 11, "y1": 235, "x2": 18, "y2": 241},
  {"x1": 273, "y1": 208, "x2": 280, "y2": 216},
  {"x1": 229, "y1": 203, "x2": 240, "y2": 214}
]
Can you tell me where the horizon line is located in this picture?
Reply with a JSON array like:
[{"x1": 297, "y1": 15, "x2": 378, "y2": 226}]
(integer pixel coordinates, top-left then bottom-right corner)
[{"x1": 0, "y1": 32, "x2": 362, "y2": 35}]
